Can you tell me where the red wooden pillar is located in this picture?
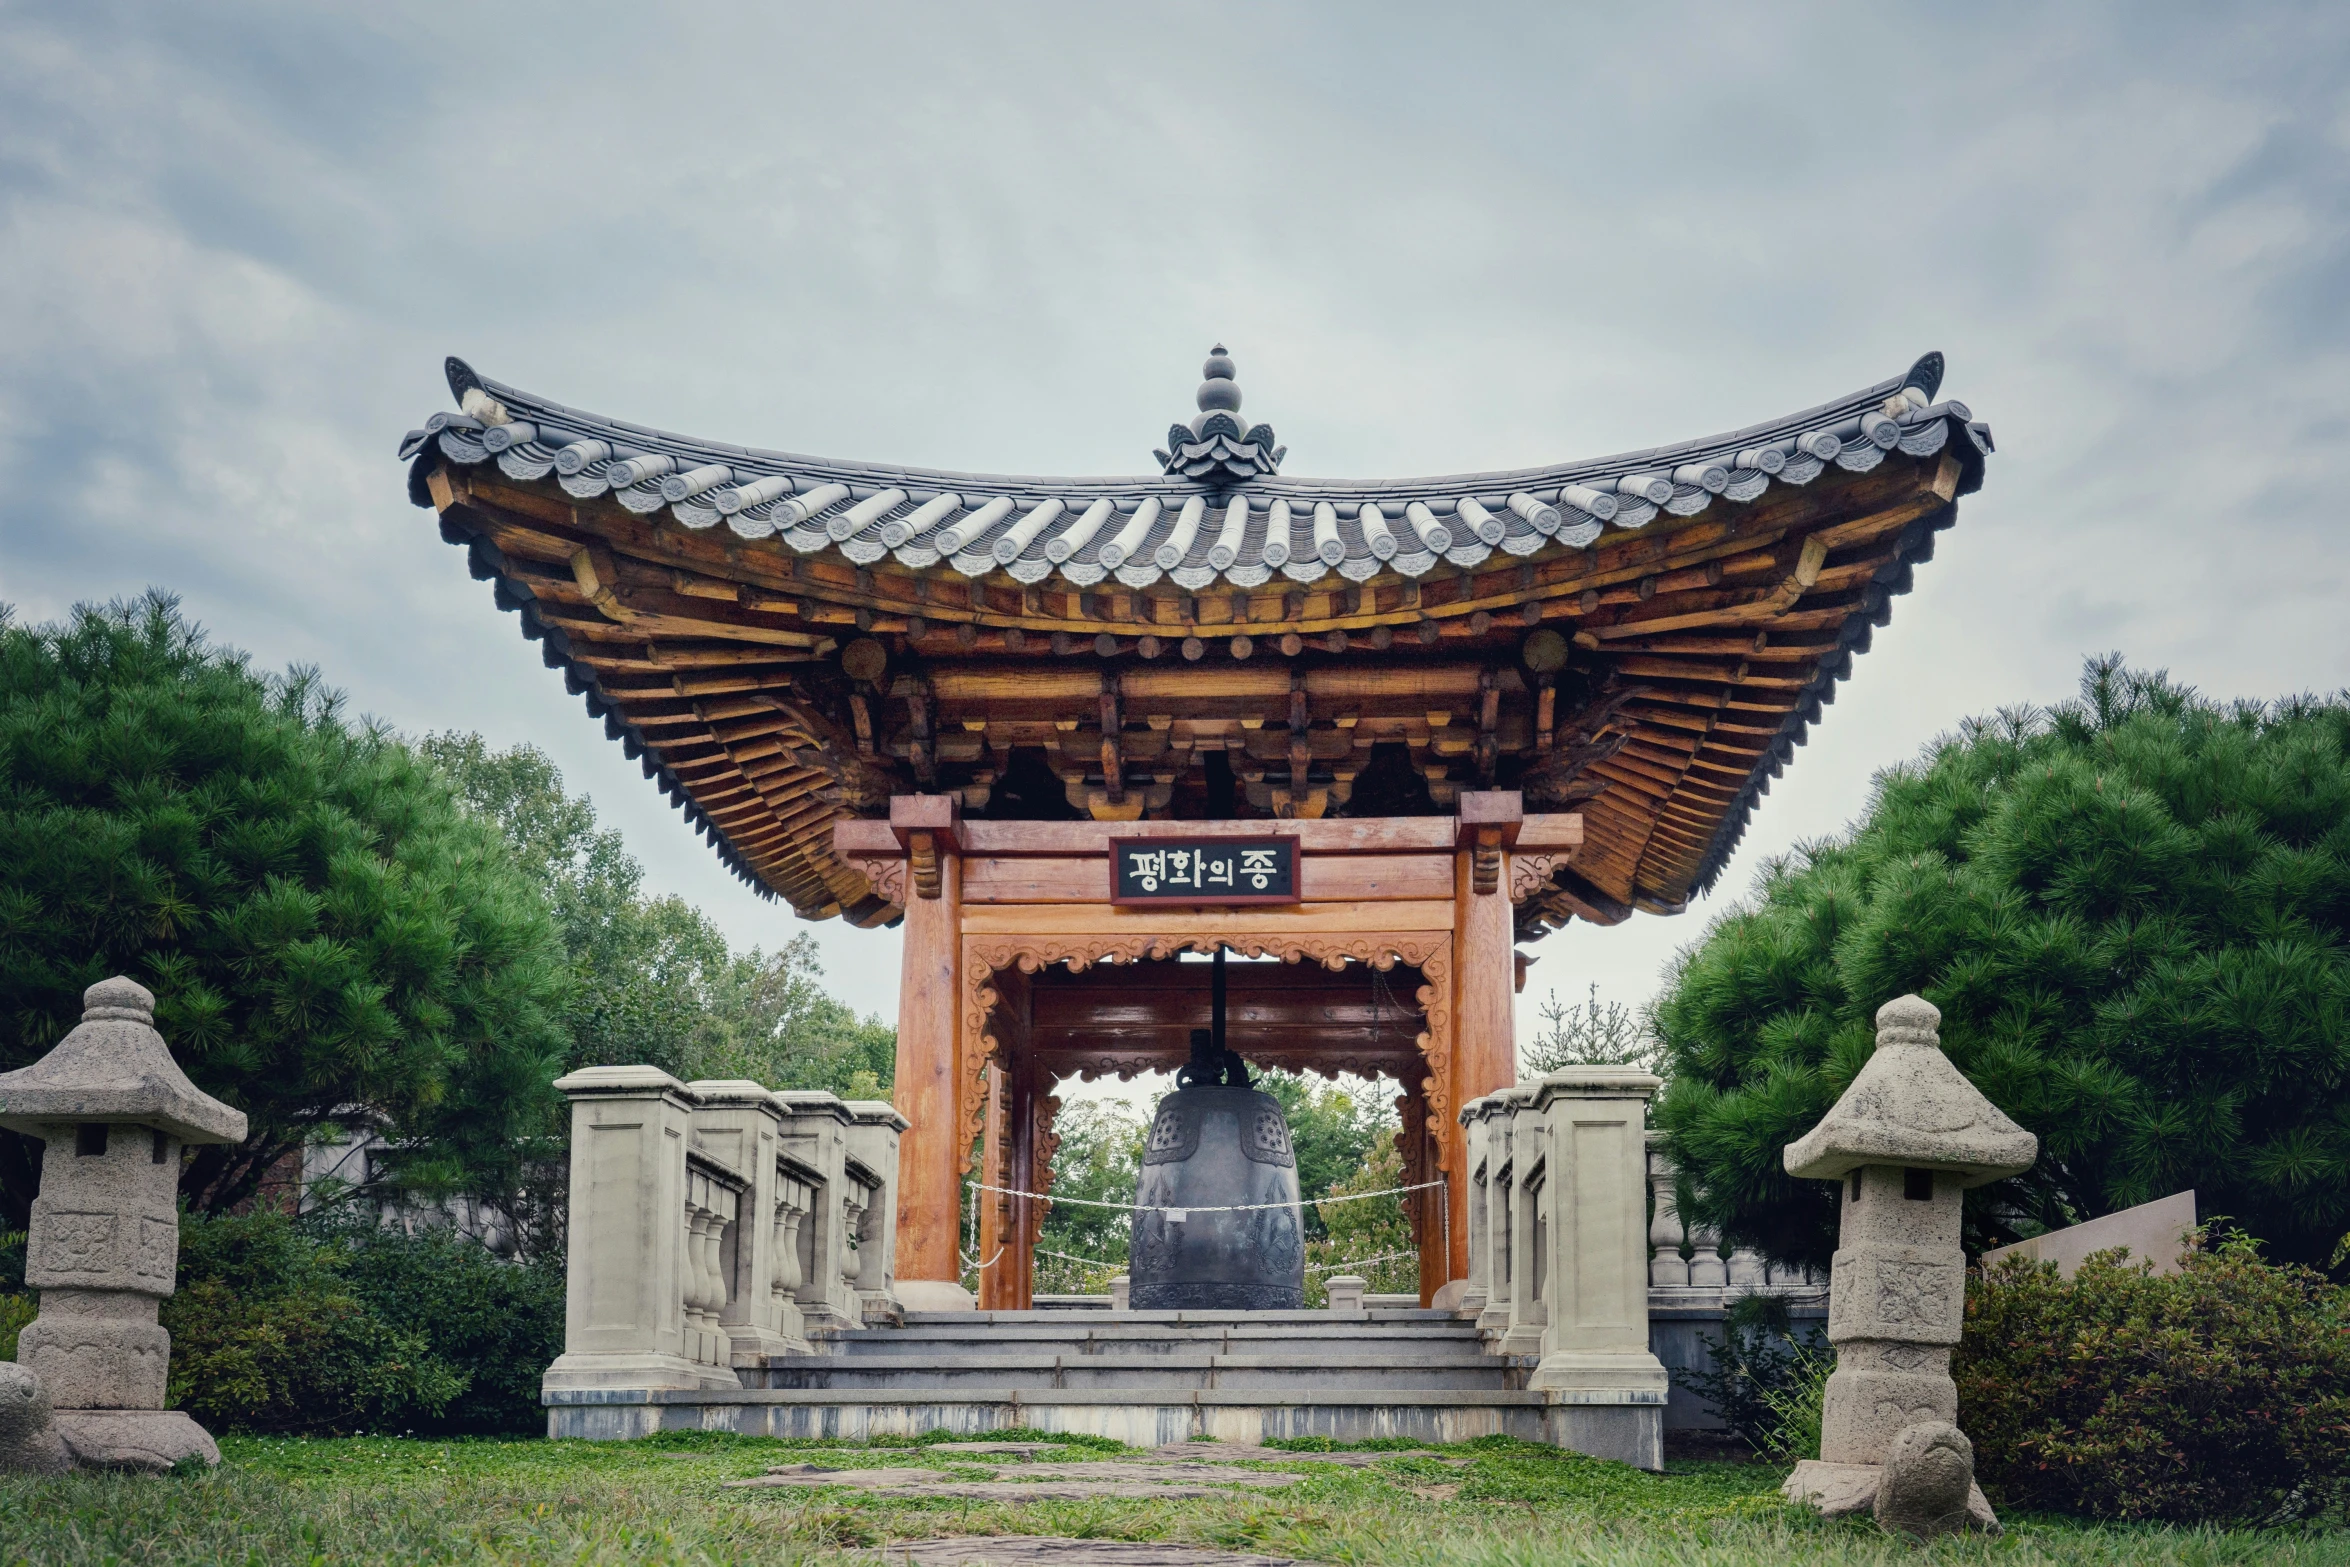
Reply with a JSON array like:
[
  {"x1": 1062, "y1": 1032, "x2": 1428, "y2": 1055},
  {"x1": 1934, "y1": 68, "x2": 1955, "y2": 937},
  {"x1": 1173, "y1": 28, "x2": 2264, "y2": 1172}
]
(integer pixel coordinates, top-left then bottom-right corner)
[
  {"x1": 976, "y1": 970, "x2": 1039, "y2": 1311},
  {"x1": 1450, "y1": 791, "x2": 1523, "y2": 1287},
  {"x1": 887, "y1": 795, "x2": 965, "y2": 1301}
]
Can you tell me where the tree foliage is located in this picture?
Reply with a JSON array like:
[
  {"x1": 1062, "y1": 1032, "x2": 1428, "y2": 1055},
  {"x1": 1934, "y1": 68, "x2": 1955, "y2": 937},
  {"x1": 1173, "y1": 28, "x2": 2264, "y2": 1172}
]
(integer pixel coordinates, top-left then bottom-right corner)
[
  {"x1": 0, "y1": 595, "x2": 569, "y2": 1222},
  {"x1": 1524, "y1": 982, "x2": 1663, "y2": 1077},
  {"x1": 1653, "y1": 658, "x2": 2350, "y2": 1272},
  {"x1": 418, "y1": 733, "x2": 894, "y2": 1095},
  {"x1": 1305, "y1": 1138, "x2": 1418, "y2": 1304},
  {"x1": 1030, "y1": 1098, "x2": 1145, "y2": 1295}
]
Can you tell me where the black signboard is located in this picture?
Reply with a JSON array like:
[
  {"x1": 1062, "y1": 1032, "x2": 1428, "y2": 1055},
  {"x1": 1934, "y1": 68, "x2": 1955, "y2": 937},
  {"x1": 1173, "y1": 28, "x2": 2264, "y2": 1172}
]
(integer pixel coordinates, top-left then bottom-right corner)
[{"x1": 1108, "y1": 836, "x2": 1300, "y2": 906}]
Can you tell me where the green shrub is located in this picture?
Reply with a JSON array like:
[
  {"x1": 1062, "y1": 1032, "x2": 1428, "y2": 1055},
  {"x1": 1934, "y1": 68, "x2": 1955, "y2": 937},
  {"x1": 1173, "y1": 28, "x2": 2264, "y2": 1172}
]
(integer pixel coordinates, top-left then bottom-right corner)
[
  {"x1": 0, "y1": 1292, "x2": 31, "y2": 1361},
  {"x1": 162, "y1": 1207, "x2": 562, "y2": 1435},
  {"x1": 163, "y1": 1209, "x2": 465, "y2": 1434},
  {"x1": 325, "y1": 1215, "x2": 563, "y2": 1434},
  {"x1": 1957, "y1": 1232, "x2": 2350, "y2": 1523}
]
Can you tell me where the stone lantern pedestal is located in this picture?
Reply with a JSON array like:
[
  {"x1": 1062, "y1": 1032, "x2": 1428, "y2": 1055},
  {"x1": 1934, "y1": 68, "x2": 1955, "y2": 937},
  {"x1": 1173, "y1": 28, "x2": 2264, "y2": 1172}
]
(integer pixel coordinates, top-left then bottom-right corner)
[
  {"x1": 0, "y1": 978, "x2": 247, "y2": 1470},
  {"x1": 1779, "y1": 994, "x2": 2033, "y2": 1538}
]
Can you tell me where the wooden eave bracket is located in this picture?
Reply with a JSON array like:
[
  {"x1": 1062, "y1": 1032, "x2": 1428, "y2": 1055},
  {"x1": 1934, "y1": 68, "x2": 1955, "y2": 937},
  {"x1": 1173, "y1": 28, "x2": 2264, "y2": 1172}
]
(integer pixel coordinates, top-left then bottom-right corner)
[
  {"x1": 888, "y1": 793, "x2": 963, "y2": 851},
  {"x1": 1455, "y1": 790, "x2": 1523, "y2": 849}
]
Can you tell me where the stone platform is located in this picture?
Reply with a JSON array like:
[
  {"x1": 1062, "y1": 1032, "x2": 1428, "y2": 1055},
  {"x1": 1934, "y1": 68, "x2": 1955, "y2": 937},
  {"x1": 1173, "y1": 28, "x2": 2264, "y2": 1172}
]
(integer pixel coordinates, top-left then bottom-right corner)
[{"x1": 543, "y1": 1308, "x2": 1665, "y2": 1467}]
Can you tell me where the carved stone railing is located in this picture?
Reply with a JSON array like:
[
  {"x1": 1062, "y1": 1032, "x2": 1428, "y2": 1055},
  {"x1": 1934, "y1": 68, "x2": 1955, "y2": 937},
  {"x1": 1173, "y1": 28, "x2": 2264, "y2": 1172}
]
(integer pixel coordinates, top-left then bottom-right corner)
[
  {"x1": 541, "y1": 1068, "x2": 904, "y2": 1399},
  {"x1": 1458, "y1": 1068, "x2": 1669, "y2": 1428}
]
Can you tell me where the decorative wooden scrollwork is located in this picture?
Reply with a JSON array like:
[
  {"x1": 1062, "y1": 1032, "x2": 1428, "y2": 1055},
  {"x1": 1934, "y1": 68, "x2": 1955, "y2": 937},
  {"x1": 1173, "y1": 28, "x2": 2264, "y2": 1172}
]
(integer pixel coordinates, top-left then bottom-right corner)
[
  {"x1": 1508, "y1": 852, "x2": 1560, "y2": 905},
  {"x1": 850, "y1": 855, "x2": 907, "y2": 906},
  {"x1": 958, "y1": 930, "x2": 1460, "y2": 1175}
]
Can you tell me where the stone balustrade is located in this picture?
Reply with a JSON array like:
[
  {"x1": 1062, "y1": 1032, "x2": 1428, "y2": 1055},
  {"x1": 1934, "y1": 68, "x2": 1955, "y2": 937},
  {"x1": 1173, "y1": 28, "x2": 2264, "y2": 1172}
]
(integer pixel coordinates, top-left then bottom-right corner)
[
  {"x1": 1459, "y1": 1067, "x2": 1671, "y2": 1467},
  {"x1": 541, "y1": 1067, "x2": 904, "y2": 1401}
]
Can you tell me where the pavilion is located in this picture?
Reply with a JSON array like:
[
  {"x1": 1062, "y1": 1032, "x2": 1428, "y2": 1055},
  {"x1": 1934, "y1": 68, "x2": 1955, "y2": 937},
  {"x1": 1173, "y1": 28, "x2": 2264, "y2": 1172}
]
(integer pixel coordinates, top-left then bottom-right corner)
[{"x1": 402, "y1": 345, "x2": 1992, "y2": 1312}]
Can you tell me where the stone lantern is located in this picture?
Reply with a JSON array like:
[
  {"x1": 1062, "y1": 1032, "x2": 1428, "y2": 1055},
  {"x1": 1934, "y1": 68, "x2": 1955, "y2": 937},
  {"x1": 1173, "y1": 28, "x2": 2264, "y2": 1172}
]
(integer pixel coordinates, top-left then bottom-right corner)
[
  {"x1": 1780, "y1": 994, "x2": 2033, "y2": 1536},
  {"x1": 0, "y1": 977, "x2": 246, "y2": 1470}
]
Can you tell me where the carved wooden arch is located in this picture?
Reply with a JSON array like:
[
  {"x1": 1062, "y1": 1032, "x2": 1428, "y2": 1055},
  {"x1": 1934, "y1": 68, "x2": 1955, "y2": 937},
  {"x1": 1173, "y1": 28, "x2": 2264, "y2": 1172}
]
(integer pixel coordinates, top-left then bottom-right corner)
[{"x1": 957, "y1": 931, "x2": 1457, "y2": 1179}]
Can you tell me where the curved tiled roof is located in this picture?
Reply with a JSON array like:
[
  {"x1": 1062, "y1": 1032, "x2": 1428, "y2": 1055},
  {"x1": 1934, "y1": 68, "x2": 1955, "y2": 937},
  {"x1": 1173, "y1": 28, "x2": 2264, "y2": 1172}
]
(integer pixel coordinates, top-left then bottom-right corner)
[
  {"x1": 408, "y1": 352, "x2": 1983, "y2": 596},
  {"x1": 402, "y1": 349, "x2": 1991, "y2": 933}
]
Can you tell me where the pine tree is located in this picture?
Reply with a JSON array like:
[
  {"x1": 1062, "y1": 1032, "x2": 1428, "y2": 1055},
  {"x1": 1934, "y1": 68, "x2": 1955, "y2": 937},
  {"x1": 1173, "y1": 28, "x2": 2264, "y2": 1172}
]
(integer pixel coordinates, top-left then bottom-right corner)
[
  {"x1": 0, "y1": 594, "x2": 571, "y2": 1222},
  {"x1": 1653, "y1": 657, "x2": 2350, "y2": 1272}
]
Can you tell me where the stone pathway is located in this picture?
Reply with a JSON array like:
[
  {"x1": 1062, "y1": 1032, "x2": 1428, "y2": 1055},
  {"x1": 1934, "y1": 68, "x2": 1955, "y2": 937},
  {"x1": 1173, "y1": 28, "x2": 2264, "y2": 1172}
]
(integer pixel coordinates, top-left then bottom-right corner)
[
  {"x1": 879, "y1": 1540, "x2": 1298, "y2": 1567},
  {"x1": 729, "y1": 1460, "x2": 1304, "y2": 1501},
  {"x1": 725, "y1": 1440, "x2": 1458, "y2": 1503},
  {"x1": 1148, "y1": 1442, "x2": 1462, "y2": 1468}
]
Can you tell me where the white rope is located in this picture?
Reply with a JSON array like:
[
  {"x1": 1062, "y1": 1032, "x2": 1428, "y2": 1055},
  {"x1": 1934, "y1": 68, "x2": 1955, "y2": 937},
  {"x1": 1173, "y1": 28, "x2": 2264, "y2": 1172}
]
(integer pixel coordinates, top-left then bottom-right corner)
[
  {"x1": 1307, "y1": 1249, "x2": 1418, "y2": 1274},
  {"x1": 967, "y1": 1178, "x2": 1443, "y2": 1216},
  {"x1": 1036, "y1": 1246, "x2": 1126, "y2": 1274},
  {"x1": 958, "y1": 1246, "x2": 1007, "y2": 1273}
]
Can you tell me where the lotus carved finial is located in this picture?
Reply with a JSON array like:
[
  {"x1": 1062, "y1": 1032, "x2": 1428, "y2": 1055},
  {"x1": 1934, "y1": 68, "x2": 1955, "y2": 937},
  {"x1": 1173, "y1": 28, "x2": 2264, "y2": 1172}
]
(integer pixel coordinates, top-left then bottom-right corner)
[{"x1": 1153, "y1": 344, "x2": 1284, "y2": 482}]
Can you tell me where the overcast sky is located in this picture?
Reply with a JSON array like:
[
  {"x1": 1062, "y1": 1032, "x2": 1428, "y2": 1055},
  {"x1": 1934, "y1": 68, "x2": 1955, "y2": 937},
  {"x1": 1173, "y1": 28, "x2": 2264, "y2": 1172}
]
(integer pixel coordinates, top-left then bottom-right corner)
[{"x1": 3, "y1": 3, "x2": 2346, "y2": 1081}]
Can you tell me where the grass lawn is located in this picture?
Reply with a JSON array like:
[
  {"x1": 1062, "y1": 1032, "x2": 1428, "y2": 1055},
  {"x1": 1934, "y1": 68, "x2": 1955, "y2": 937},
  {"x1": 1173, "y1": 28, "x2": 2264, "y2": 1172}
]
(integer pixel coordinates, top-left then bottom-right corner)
[{"x1": 0, "y1": 1430, "x2": 2338, "y2": 1566}]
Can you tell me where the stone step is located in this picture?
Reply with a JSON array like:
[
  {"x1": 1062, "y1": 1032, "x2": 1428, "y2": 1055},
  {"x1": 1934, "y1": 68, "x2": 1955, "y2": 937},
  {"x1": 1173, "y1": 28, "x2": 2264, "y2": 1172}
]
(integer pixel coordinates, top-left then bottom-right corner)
[
  {"x1": 826, "y1": 1334, "x2": 1488, "y2": 1362},
  {"x1": 900, "y1": 1309, "x2": 1460, "y2": 1328},
  {"x1": 542, "y1": 1384, "x2": 1661, "y2": 1469},
  {"x1": 753, "y1": 1351, "x2": 1521, "y2": 1393},
  {"x1": 830, "y1": 1324, "x2": 1483, "y2": 1359}
]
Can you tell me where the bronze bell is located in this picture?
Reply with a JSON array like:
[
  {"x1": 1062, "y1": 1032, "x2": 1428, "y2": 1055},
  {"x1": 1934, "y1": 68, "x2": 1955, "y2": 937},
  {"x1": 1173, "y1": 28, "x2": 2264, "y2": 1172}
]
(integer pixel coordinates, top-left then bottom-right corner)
[{"x1": 1128, "y1": 951, "x2": 1305, "y2": 1310}]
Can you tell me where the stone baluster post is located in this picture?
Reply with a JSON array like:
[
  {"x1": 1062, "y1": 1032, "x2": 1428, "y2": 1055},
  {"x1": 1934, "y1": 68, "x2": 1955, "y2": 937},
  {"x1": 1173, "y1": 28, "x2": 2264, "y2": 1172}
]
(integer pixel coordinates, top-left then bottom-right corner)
[
  {"x1": 680, "y1": 1175, "x2": 711, "y2": 1362},
  {"x1": 688, "y1": 1080, "x2": 812, "y2": 1363},
  {"x1": 772, "y1": 1091, "x2": 857, "y2": 1334},
  {"x1": 0, "y1": 977, "x2": 247, "y2": 1470},
  {"x1": 769, "y1": 1167, "x2": 816, "y2": 1347},
  {"x1": 1526, "y1": 1066, "x2": 1669, "y2": 1471},
  {"x1": 683, "y1": 1170, "x2": 739, "y2": 1366},
  {"x1": 1685, "y1": 1215, "x2": 1728, "y2": 1288},
  {"x1": 1476, "y1": 1087, "x2": 1530, "y2": 1338},
  {"x1": 1455, "y1": 1095, "x2": 1499, "y2": 1317},
  {"x1": 846, "y1": 1100, "x2": 908, "y2": 1320},
  {"x1": 543, "y1": 1066, "x2": 734, "y2": 1396},
  {"x1": 1780, "y1": 995, "x2": 2035, "y2": 1536},
  {"x1": 1646, "y1": 1133, "x2": 1689, "y2": 1288},
  {"x1": 1725, "y1": 1246, "x2": 1768, "y2": 1288},
  {"x1": 1497, "y1": 1093, "x2": 1551, "y2": 1357}
]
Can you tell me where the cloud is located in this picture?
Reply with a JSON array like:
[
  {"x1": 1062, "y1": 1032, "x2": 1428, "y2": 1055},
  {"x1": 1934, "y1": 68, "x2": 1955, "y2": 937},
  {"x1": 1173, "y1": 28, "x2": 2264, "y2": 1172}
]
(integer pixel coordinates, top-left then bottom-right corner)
[{"x1": 1, "y1": 0, "x2": 2347, "y2": 1038}]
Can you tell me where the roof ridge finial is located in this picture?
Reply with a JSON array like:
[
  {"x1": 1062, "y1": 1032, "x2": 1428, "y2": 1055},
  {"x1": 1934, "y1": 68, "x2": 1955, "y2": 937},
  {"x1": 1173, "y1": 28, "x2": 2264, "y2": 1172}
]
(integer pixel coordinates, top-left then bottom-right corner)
[
  {"x1": 1158, "y1": 344, "x2": 1282, "y2": 480},
  {"x1": 1197, "y1": 344, "x2": 1241, "y2": 413}
]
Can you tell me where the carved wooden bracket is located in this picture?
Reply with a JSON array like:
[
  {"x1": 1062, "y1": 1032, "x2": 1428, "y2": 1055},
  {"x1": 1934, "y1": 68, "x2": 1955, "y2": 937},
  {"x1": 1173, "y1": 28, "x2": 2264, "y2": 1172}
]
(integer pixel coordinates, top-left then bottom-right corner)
[
  {"x1": 908, "y1": 830, "x2": 941, "y2": 899},
  {"x1": 1471, "y1": 826, "x2": 1504, "y2": 895}
]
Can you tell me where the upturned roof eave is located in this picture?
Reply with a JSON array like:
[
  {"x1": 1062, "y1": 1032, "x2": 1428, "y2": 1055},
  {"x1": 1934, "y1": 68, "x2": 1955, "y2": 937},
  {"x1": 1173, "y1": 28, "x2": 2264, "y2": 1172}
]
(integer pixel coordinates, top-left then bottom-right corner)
[{"x1": 426, "y1": 353, "x2": 1979, "y2": 508}]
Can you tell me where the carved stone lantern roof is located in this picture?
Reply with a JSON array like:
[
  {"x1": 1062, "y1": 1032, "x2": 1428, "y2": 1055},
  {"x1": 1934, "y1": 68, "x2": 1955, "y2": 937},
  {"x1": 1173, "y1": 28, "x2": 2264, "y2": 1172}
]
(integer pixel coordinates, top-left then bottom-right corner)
[
  {"x1": 1783, "y1": 995, "x2": 2034, "y2": 1187},
  {"x1": 0, "y1": 978, "x2": 245, "y2": 1146}
]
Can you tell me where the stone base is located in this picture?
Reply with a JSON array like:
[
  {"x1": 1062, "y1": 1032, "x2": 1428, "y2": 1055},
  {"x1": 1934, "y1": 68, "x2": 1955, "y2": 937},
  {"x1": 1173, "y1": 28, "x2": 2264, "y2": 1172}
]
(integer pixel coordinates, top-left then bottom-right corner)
[
  {"x1": 1819, "y1": 1366, "x2": 1958, "y2": 1464},
  {"x1": 726, "y1": 1327, "x2": 813, "y2": 1367},
  {"x1": 0, "y1": 1425, "x2": 70, "y2": 1475},
  {"x1": 1525, "y1": 1349, "x2": 1671, "y2": 1402},
  {"x1": 19, "y1": 1315, "x2": 170, "y2": 1410},
  {"x1": 542, "y1": 1351, "x2": 738, "y2": 1396},
  {"x1": 52, "y1": 1409, "x2": 220, "y2": 1472},
  {"x1": 544, "y1": 1386, "x2": 1664, "y2": 1467},
  {"x1": 1430, "y1": 1280, "x2": 1474, "y2": 1314},
  {"x1": 895, "y1": 1280, "x2": 977, "y2": 1313},
  {"x1": 1783, "y1": 1460, "x2": 1999, "y2": 1535}
]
